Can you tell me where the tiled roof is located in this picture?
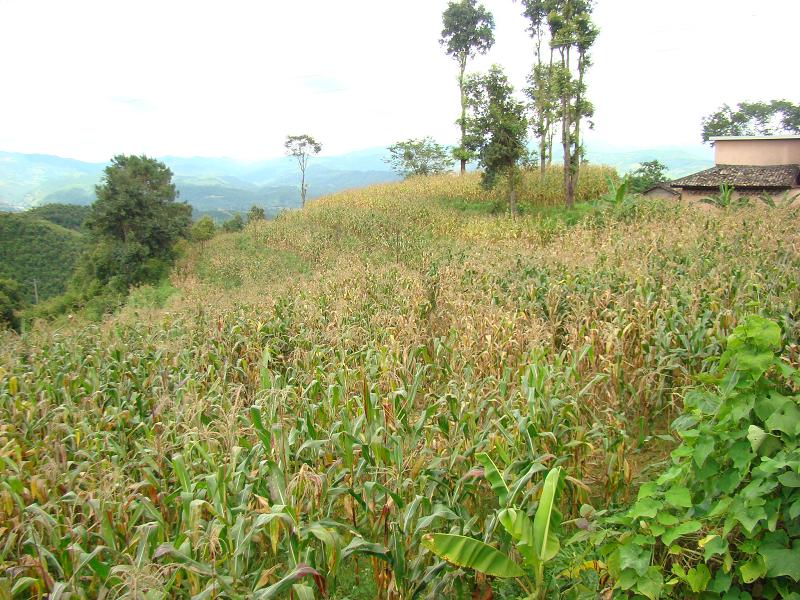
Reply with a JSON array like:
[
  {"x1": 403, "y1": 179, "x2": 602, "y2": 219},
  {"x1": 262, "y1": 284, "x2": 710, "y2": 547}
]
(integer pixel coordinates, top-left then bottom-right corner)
[
  {"x1": 642, "y1": 183, "x2": 680, "y2": 195},
  {"x1": 671, "y1": 164, "x2": 800, "y2": 189}
]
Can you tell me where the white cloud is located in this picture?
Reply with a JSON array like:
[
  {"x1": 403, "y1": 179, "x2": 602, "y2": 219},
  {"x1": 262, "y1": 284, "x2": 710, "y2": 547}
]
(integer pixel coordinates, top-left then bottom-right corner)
[{"x1": 0, "y1": 0, "x2": 796, "y2": 162}]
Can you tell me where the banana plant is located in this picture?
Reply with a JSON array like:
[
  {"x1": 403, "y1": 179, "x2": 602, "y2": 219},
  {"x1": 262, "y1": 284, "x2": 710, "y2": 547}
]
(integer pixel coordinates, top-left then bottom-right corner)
[{"x1": 423, "y1": 460, "x2": 564, "y2": 599}]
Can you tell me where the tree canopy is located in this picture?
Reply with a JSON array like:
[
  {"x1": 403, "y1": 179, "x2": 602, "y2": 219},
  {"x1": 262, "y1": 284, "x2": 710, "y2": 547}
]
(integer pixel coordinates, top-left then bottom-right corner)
[
  {"x1": 385, "y1": 138, "x2": 454, "y2": 178},
  {"x1": 701, "y1": 100, "x2": 800, "y2": 142},
  {"x1": 191, "y1": 216, "x2": 216, "y2": 244}
]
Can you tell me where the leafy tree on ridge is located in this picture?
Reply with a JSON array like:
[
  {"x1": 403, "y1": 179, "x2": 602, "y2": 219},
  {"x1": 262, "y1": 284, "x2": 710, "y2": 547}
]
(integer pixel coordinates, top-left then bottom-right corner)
[
  {"x1": 385, "y1": 138, "x2": 455, "y2": 178},
  {"x1": 463, "y1": 65, "x2": 530, "y2": 216},
  {"x1": 440, "y1": 0, "x2": 495, "y2": 175},
  {"x1": 285, "y1": 134, "x2": 322, "y2": 208}
]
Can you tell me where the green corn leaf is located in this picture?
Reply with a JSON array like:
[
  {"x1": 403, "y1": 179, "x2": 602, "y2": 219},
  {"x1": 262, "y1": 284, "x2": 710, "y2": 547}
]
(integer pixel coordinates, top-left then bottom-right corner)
[
  {"x1": 253, "y1": 564, "x2": 326, "y2": 599},
  {"x1": 422, "y1": 533, "x2": 525, "y2": 578},
  {"x1": 476, "y1": 453, "x2": 509, "y2": 506}
]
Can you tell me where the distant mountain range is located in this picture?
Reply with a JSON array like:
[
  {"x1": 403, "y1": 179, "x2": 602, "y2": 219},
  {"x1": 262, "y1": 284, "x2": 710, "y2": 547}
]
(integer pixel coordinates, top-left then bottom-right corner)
[{"x1": 0, "y1": 144, "x2": 713, "y2": 214}]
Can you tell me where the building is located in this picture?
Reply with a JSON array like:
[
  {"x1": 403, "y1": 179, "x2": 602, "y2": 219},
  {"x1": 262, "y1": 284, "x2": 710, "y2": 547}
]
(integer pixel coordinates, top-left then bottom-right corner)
[{"x1": 648, "y1": 135, "x2": 800, "y2": 204}]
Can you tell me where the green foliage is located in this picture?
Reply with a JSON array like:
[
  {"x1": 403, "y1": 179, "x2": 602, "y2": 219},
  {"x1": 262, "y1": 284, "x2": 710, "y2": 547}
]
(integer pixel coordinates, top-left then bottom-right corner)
[
  {"x1": 440, "y1": 0, "x2": 495, "y2": 63},
  {"x1": 0, "y1": 212, "x2": 86, "y2": 303},
  {"x1": 701, "y1": 184, "x2": 740, "y2": 209},
  {"x1": 247, "y1": 205, "x2": 266, "y2": 224},
  {"x1": 60, "y1": 155, "x2": 192, "y2": 317},
  {"x1": 600, "y1": 316, "x2": 800, "y2": 598},
  {"x1": 440, "y1": 0, "x2": 495, "y2": 172},
  {"x1": 190, "y1": 215, "x2": 216, "y2": 244},
  {"x1": 464, "y1": 65, "x2": 529, "y2": 214},
  {"x1": 547, "y1": 0, "x2": 599, "y2": 206},
  {"x1": 385, "y1": 137, "x2": 455, "y2": 178},
  {"x1": 425, "y1": 465, "x2": 565, "y2": 598},
  {"x1": 520, "y1": 1, "x2": 560, "y2": 172},
  {"x1": 2, "y1": 175, "x2": 800, "y2": 599},
  {"x1": 222, "y1": 212, "x2": 245, "y2": 232},
  {"x1": 0, "y1": 277, "x2": 24, "y2": 329},
  {"x1": 126, "y1": 280, "x2": 178, "y2": 310},
  {"x1": 628, "y1": 160, "x2": 669, "y2": 194},
  {"x1": 701, "y1": 100, "x2": 800, "y2": 142},
  {"x1": 87, "y1": 155, "x2": 191, "y2": 264},
  {"x1": 26, "y1": 203, "x2": 91, "y2": 231}
]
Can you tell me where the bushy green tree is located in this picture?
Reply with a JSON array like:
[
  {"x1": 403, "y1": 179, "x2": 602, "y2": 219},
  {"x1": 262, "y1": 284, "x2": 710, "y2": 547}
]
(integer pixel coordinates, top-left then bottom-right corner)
[
  {"x1": 440, "y1": 0, "x2": 495, "y2": 175},
  {"x1": 221, "y1": 213, "x2": 244, "y2": 233},
  {"x1": 464, "y1": 65, "x2": 530, "y2": 215},
  {"x1": 191, "y1": 216, "x2": 216, "y2": 245},
  {"x1": 87, "y1": 155, "x2": 190, "y2": 261},
  {"x1": 285, "y1": 135, "x2": 322, "y2": 208},
  {"x1": 0, "y1": 278, "x2": 24, "y2": 330},
  {"x1": 385, "y1": 138, "x2": 454, "y2": 178},
  {"x1": 66, "y1": 155, "x2": 191, "y2": 316},
  {"x1": 628, "y1": 160, "x2": 669, "y2": 193},
  {"x1": 247, "y1": 205, "x2": 266, "y2": 223},
  {"x1": 701, "y1": 100, "x2": 800, "y2": 142}
]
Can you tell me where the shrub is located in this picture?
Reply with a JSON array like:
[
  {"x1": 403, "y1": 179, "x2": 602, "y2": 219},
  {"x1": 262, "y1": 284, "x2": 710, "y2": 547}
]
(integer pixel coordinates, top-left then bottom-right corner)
[{"x1": 600, "y1": 316, "x2": 800, "y2": 599}]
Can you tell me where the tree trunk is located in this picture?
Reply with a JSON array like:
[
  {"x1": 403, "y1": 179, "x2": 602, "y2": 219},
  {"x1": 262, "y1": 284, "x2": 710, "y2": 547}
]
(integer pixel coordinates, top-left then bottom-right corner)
[
  {"x1": 508, "y1": 171, "x2": 517, "y2": 217},
  {"x1": 300, "y1": 164, "x2": 306, "y2": 208},
  {"x1": 539, "y1": 137, "x2": 547, "y2": 179},
  {"x1": 459, "y1": 60, "x2": 467, "y2": 175}
]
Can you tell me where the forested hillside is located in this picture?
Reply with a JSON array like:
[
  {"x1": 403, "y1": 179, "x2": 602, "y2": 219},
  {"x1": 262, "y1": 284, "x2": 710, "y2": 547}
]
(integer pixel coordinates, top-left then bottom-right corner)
[{"x1": 0, "y1": 211, "x2": 86, "y2": 302}]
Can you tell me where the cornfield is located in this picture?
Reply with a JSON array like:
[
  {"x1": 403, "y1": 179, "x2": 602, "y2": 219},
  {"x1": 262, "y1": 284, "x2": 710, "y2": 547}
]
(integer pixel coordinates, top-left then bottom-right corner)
[{"x1": 1, "y1": 173, "x2": 799, "y2": 598}]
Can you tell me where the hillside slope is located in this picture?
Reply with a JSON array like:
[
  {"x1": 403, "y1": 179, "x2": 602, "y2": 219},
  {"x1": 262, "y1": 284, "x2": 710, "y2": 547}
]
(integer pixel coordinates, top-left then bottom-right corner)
[
  {"x1": 0, "y1": 212, "x2": 86, "y2": 302},
  {"x1": 1, "y1": 172, "x2": 799, "y2": 598}
]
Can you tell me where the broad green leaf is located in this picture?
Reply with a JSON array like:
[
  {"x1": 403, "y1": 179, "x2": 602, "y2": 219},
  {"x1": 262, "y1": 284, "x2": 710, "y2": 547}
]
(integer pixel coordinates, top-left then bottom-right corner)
[
  {"x1": 664, "y1": 486, "x2": 692, "y2": 508},
  {"x1": 686, "y1": 564, "x2": 711, "y2": 592},
  {"x1": 476, "y1": 453, "x2": 509, "y2": 506},
  {"x1": 699, "y1": 534, "x2": 727, "y2": 561},
  {"x1": 422, "y1": 534, "x2": 524, "y2": 578},
  {"x1": 629, "y1": 497, "x2": 660, "y2": 519},
  {"x1": 740, "y1": 554, "x2": 767, "y2": 583},
  {"x1": 532, "y1": 467, "x2": 562, "y2": 562},
  {"x1": 661, "y1": 520, "x2": 701, "y2": 546},
  {"x1": 692, "y1": 437, "x2": 715, "y2": 468},
  {"x1": 761, "y1": 545, "x2": 800, "y2": 581},
  {"x1": 635, "y1": 566, "x2": 663, "y2": 600},
  {"x1": 617, "y1": 543, "x2": 651, "y2": 577},
  {"x1": 765, "y1": 401, "x2": 800, "y2": 436},
  {"x1": 498, "y1": 508, "x2": 536, "y2": 567}
]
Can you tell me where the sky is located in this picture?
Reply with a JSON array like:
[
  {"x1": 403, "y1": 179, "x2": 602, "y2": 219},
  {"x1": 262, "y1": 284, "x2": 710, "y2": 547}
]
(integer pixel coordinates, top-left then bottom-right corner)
[{"x1": 0, "y1": 0, "x2": 797, "y2": 162}]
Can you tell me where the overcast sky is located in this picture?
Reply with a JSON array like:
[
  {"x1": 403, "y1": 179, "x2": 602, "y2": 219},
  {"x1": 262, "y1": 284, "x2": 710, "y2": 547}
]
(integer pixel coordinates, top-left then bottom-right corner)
[{"x1": 0, "y1": 0, "x2": 796, "y2": 162}]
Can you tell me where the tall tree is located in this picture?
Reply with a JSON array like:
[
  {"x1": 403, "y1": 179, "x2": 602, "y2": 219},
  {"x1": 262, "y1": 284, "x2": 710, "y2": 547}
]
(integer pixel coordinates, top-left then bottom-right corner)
[
  {"x1": 548, "y1": 0, "x2": 598, "y2": 207},
  {"x1": 86, "y1": 155, "x2": 191, "y2": 285},
  {"x1": 519, "y1": 0, "x2": 559, "y2": 177},
  {"x1": 385, "y1": 137, "x2": 454, "y2": 178},
  {"x1": 701, "y1": 100, "x2": 800, "y2": 142},
  {"x1": 440, "y1": 0, "x2": 495, "y2": 175},
  {"x1": 463, "y1": 65, "x2": 529, "y2": 216},
  {"x1": 284, "y1": 134, "x2": 322, "y2": 208}
]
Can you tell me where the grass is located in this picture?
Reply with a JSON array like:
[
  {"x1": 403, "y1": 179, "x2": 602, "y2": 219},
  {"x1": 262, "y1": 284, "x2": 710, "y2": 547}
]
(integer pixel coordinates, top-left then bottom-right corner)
[{"x1": 1, "y1": 167, "x2": 799, "y2": 599}]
